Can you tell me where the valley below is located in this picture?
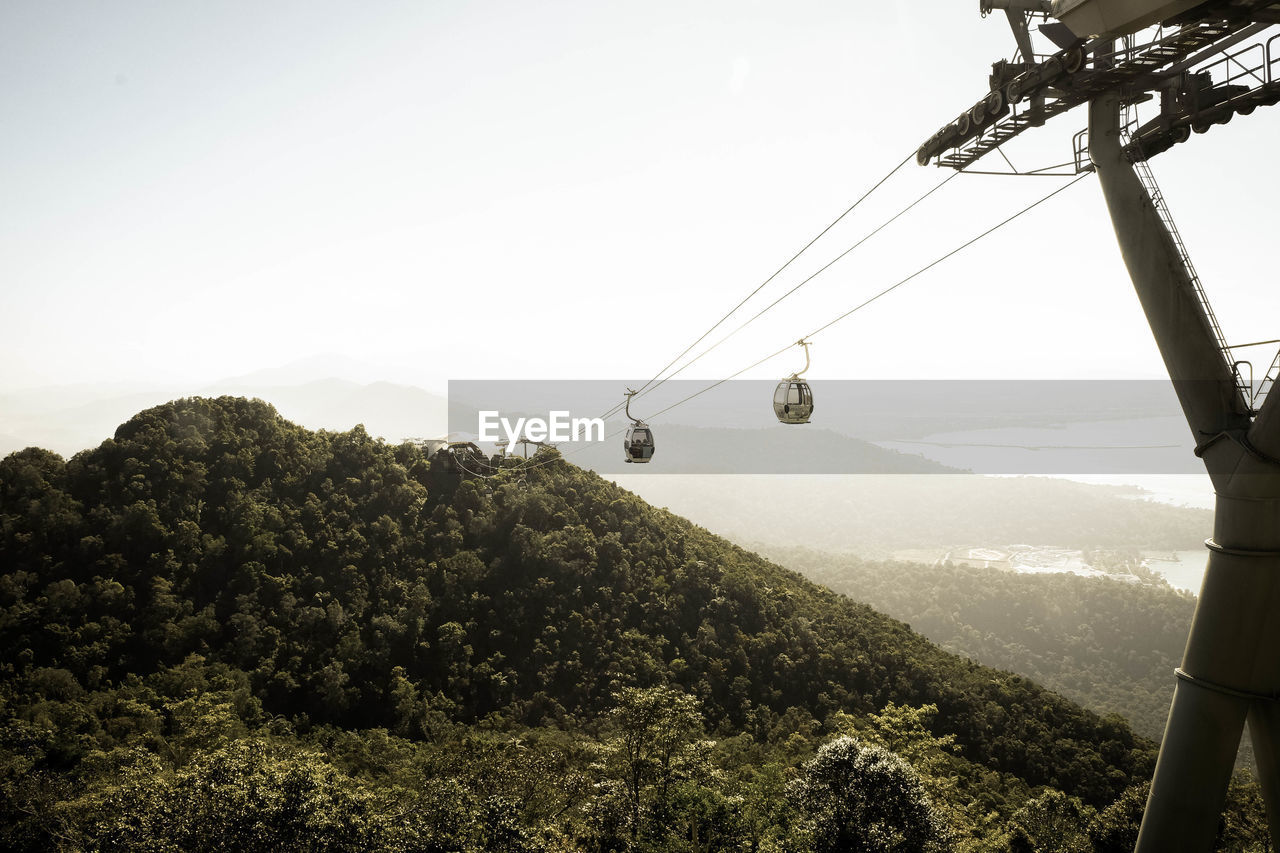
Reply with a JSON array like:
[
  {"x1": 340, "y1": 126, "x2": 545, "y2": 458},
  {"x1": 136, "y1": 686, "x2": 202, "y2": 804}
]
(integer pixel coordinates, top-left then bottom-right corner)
[{"x1": 0, "y1": 398, "x2": 1266, "y2": 851}]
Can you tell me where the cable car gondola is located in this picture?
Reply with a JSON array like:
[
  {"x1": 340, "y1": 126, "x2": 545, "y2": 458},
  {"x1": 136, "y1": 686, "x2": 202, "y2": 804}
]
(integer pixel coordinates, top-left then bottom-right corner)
[
  {"x1": 622, "y1": 388, "x2": 655, "y2": 463},
  {"x1": 774, "y1": 339, "x2": 814, "y2": 425}
]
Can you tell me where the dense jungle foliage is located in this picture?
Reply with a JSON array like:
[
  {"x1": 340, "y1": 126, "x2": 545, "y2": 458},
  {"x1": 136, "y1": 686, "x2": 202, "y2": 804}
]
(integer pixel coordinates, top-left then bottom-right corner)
[
  {"x1": 0, "y1": 397, "x2": 1268, "y2": 851},
  {"x1": 766, "y1": 549, "x2": 1198, "y2": 744}
]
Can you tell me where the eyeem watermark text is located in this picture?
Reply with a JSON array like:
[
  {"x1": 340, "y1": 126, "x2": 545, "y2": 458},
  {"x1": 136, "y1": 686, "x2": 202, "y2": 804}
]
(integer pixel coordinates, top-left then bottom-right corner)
[{"x1": 478, "y1": 411, "x2": 605, "y2": 444}]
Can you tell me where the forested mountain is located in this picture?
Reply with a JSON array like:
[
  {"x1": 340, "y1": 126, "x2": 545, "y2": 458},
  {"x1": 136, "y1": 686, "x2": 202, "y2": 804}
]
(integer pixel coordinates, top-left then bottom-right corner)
[
  {"x1": 766, "y1": 549, "x2": 1198, "y2": 744},
  {"x1": 0, "y1": 397, "x2": 1266, "y2": 851}
]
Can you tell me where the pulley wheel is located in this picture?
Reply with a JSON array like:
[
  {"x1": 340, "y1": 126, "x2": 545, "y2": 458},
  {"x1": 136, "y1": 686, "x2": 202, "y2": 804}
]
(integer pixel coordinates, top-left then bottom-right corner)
[{"x1": 1063, "y1": 47, "x2": 1085, "y2": 74}]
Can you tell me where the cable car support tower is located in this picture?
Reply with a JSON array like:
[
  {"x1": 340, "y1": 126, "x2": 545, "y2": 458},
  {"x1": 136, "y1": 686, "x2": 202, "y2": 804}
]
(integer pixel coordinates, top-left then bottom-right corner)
[{"x1": 917, "y1": 0, "x2": 1280, "y2": 848}]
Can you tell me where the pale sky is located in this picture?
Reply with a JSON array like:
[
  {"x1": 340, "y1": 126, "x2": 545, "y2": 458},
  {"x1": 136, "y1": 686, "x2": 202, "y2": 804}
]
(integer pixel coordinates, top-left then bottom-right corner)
[{"x1": 3, "y1": 1, "x2": 1278, "y2": 392}]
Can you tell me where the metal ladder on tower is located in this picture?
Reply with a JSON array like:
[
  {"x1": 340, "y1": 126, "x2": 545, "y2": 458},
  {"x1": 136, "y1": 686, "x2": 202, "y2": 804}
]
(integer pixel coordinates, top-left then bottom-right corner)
[
  {"x1": 1256, "y1": 348, "x2": 1280, "y2": 413},
  {"x1": 1128, "y1": 152, "x2": 1261, "y2": 413}
]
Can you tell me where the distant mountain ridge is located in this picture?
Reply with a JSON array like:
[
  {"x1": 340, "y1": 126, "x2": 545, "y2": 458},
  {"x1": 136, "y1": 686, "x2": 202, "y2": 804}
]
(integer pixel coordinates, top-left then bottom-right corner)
[
  {"x1": 567, "y1": 422, "x2": 960, "y2": 474},
  {"x1": 615, "y1": 473, "x2": 1213, "y2": 556}
]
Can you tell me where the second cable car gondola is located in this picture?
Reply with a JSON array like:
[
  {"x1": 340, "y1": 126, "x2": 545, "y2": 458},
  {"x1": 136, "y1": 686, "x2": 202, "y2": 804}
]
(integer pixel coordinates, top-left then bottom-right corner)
[
  {"x1": 622, "y1": 388, "x2": 655, "y2": 463},
  {"x1": 774, "y1": 339, "x2": 814, "y2": 425},
  {"x1": 624, "y1": 422, "x2": 655, "y2": 463}
]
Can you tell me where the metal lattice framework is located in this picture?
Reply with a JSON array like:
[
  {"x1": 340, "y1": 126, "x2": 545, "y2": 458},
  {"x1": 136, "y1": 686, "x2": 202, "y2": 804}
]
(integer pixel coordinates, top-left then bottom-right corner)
[
  {"x1": 918, "y1": 0, "x2": 1280, "y2": 415},
  {"x1": 917, "y1": 0, "x2": 1280, "y2": 172}
]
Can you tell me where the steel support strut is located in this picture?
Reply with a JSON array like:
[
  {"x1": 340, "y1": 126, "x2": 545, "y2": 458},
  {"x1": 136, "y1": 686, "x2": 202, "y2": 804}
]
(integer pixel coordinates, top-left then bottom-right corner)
[{"x1": 1088, "y1": 91, "x2": 1280, "y2": 851}]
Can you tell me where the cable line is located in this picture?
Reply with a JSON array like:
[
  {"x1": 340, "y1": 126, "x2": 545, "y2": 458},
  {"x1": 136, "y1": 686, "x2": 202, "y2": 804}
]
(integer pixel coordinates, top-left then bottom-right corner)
[
  {"x1": 480, "y1": 171, "x2": 1090, "y2": 475},
  {"x1": 802, "y1": 173, "x2": 1088, "y2": 340},
  {"x1": 630, "y1": 168, "x2": 961, "y2": 401},
  {"x1": 642, "y1": 343, "x2": 797, "y2": 423},
  {"x1": 597, "y1": 150, "x2": 917, "y2": 421},
  {"x1": 625, "y1": 172, "x2": 1091, "y2": 428}
]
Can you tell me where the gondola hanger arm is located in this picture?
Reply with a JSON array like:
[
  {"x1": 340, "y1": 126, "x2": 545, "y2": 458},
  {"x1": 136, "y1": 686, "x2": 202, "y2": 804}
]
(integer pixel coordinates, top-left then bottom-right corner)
[{"x1": 791, "y1": 340, "x2": 811, "y2": 380}]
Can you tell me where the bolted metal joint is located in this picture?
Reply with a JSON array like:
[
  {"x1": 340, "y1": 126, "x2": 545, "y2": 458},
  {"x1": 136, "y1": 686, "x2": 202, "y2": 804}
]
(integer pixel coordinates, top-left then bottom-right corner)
[{"x1": 980, "y1": 0, "x2": 1054, "y2": 14}]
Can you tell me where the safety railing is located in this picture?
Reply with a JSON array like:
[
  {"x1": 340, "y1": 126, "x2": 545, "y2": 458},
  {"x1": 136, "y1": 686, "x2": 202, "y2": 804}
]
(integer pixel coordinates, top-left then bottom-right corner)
[{"x1": 1127, "y1": 154, "x2": 1256, "y2": 411}]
